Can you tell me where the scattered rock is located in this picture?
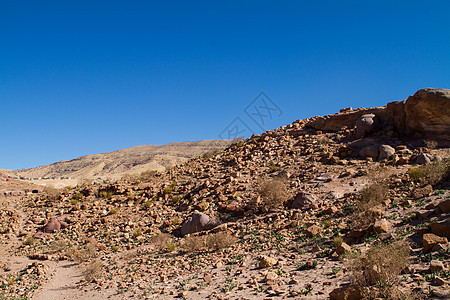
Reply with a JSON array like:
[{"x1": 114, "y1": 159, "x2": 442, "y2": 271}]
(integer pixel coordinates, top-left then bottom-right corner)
[
  {"x1": 429, "y1": 260, "x2": 445, "y2": 273},
  {"x1": 411, "y1": 185, "x2": 433, "y2": 200},
  {"x1": 415, "y1": 153, "x2": 431, "y2": 165},
  {"x1": 431, "y1": 222, "x2": 450, "y2": 238},
  {"x1": 336, "y1": 242, "x2": 351, "y2": 255},
  {"x1": 359, "y1": 145, "x2": 379, "y2": 160},
  {"x1": 438, "y1": 199, "x2": 450, "y2": 213}
]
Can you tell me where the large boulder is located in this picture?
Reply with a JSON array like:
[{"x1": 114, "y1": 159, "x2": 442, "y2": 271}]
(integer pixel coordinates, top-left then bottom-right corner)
[
  {"x1": 355, "y1": 114, "x2": 376, "y2": 138},
  {"x1": 359, "y1": 145, "x2": 379, "y2": 159},
  {"x1": 378, "y1": 145, "x2": 395, "y2": 161},
  {"x1": 402, "y1": 88, "x2": 450, "y2": 139},
  {"x1": 180, "y1": 212, "x2": 220, "y2": 236}
]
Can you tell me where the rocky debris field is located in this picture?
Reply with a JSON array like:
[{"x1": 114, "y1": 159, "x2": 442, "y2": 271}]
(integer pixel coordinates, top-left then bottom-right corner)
[{"x1": 1, "y1": 88, "x2": 449, "y2": 300}]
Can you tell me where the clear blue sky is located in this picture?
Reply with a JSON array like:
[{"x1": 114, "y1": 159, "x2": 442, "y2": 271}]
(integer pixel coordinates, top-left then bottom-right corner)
[{"x1": 1, "y1": 1, "x2": 449, "y2": 170}]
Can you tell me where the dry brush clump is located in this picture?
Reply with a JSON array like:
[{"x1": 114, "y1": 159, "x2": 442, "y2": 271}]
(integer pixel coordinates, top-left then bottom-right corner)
[
  {"x1": 82, "y1": 260, "x2": 103, "y2": 282},
  {"x1": 352, "y1": 182, "x2": 389, "y2": 229},
  {"x1": 407, "y1": 160, "x2": 449, "y2": 186},
  {"x1": 150, "y1": 233, "x2": 175, "y2": 252},
  {"x1": 73, "y1": 241, "x2": 97, "y2": 263},
  {"x1": 182, "y1": 232, "x2": 237, "y2": 252},
  {"x1": 43, "y1": 186, "x2": 61, "y2": 201},
  {"x1": 348, "y1": 242, "x2": 410, "y2": 299},
  {"x1": 258, "y1": 179, "x2": 289, "y2": 210}
]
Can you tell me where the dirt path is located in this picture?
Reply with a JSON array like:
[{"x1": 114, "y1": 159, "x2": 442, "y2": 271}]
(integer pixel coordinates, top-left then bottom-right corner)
[
  {"x1": 32, "y1": 261, "x2": 118, "y2": 300},
  {"x1": 32, "y1": 261, "x2": 85, "y2": 300}
]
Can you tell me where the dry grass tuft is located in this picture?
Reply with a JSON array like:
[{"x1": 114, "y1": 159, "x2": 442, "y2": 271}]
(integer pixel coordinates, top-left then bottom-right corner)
[
  {"x1": 348, "y1": 242, "x2": 410, "y2": 299},
  {"x1": 424, "y1": 139, "x2": 438, "y2": 149},
  {"x1": 182, "y1": 235, "x2": 205, "y2": 252},
  {"x1": 258, "y1": 179, "x2": 289, "y2": 210},
  {"x1": 138, "y1": 170, "x2": 159, "y2": 182}
]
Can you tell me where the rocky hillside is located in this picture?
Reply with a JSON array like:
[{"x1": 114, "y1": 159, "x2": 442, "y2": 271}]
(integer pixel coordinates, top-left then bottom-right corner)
[
  {"x1": 17, "y1": 140, "x2": 233, "y2": 180},
  {"x1": 0, "y1": 88, "x2": 449, "y2": 300}
]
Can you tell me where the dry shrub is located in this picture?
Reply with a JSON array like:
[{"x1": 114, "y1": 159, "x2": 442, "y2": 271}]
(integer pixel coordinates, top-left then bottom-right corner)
[
  {"x1": 407, "y1": 160, "x2": 449, "y2": 186},
  {"x1": 353, "y1": 182, "x2": 388, "y2": 228},
  {"x1": 48, "y1": 240, "x2": 75, "y2": 258},
  {"x1": 359, "y1": 182, "x2": 388, "y2": 207},
  {"x1": 150, "y1": 233, "x2": 173, "y2": 252},
  {"x1": 206, "y1": 232, "x2": 238, "y2": 251},
  {"x1": 424, "y1": 139, "x2": 438, "y2": 149},
  {"x1": 73, "y1": 242, "x2": 97, "y2": 263},
  {"x1": 82, "y1": 260, "x2": 103, "y2": 282},
  {"x1": 258, "y1": 179, "x2": 289, "y2": 210},
  {"x1": 182, "y1": 232, "x2": 237, "y2": 252},
  {"x1": 182, "y1": 235, "x2": 206, "y2": 252},
  {"x1": 43, "y1": 186, "x2": 60, "y2": 201},
  {"x1": 138, "y1": 170, "x2": 159, "y2": 182},
  {"x1": 348, "y1": 242, "x2": 410, "y2": 299},
  {"x1": 202, "y1": 150, "x2": 219, "y2": 159}
]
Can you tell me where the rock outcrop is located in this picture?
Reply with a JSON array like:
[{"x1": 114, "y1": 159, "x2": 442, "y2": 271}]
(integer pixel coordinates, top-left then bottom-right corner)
[{"x1": 309, "y1": 88, "x2": 450, "y2": 143}]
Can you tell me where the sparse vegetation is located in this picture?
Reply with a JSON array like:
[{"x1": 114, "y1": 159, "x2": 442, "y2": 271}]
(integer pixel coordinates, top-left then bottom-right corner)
[
  {"x1": 348, "y1": 242, "x2": 410, "y2": 299},
  {"x1": 407, "y1": 160, "x2": 449, "y2": 186},
  {"x1": 333, "y1": 236, "x2": 343, "y2": 248},
  {"x1": 424, "y1": 139, "x2": 438, "y2": 149},
  {"x1": 43, "y1": 186, "x2": 60, "y2": 201},
  {"x1": 258, "y1": 179, "x2": 289, "y2": 210},
  {"x1": 23, "y1": 237, "x2": 36, "y2": 246},
  {"x1": 182, "y1": 232, "x2": 237, "y2": 252},
  {"x1": 352, "y1": 182, "x2": 388, "y2": 228},
  {"x1": 82, "y1": 260, "x2": 103, "y2": 282}
]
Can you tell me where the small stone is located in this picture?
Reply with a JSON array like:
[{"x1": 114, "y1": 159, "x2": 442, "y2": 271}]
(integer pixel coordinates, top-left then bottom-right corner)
[
  {"x1": 411, "y1": 185, "x2": 433, "y2": 200},
  {"x1": 378, "y1": 145, "x2": 395, "y2": 161},
  {"x1": 423, "y1": 233, "x2": 448, "y2": 252},
  {"x1": 329, "y1": 284, "x2": 363, "y2": 300},
  {"x1": 431, "y1": 222, "x2": 450, "y2": 238},
  {"x1": 429, "y1": 260, "x2": 445, "y2": 273},
  {"x1": 259, "y1": 256, "x2": 277, "y2": 268},
  {"x1": 415, "y1": 153, "x2": 431, "y2": 165},
  {"x1": 336, "y1": 242, "x2": 352, "y2": 255},
  {"x1": 305, "y1": 224, "x2": 323, "y2": 237},
  {"x1": 438, "y1": 199, "x2": 450, "y2": 213},
  {"x1": 373, "y1": 219, "x2": 390, "y2": 234},
  {"x1": 434, "y1": 276, "x2": 447, "y2": 286}
]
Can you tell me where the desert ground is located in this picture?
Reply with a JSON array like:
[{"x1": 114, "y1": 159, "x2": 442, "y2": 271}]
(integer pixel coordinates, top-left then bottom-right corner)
[{"x1": 1, "y1": 88, "x2": 449, "y2": 300}]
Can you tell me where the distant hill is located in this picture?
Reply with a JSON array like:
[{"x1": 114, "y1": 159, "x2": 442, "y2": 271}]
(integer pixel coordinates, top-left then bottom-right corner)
[{"x1": 17, "y1": 140, "x2": 233, "y2": 180}]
